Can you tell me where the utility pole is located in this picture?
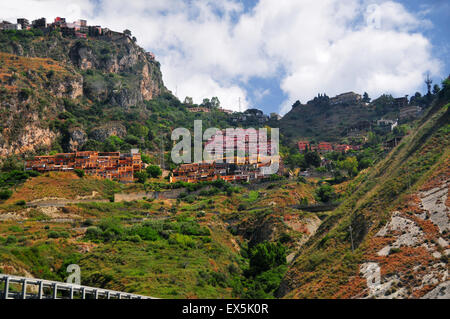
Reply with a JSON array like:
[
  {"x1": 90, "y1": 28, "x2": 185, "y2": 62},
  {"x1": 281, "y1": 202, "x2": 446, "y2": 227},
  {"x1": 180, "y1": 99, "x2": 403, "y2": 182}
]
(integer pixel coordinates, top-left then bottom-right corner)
[
  {"x1": 239, "y1": 97, "x2": 241, "y2": 113},
  {"x1": 349, "y1": 225, "x2": 354, "y2": 253}
]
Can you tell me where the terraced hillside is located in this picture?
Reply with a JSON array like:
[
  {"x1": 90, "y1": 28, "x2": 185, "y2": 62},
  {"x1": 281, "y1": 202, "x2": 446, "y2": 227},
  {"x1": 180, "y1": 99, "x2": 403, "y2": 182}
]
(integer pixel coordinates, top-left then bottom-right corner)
[{"x1": 0, "y1": 174, "x2": 327, "y2": 298}]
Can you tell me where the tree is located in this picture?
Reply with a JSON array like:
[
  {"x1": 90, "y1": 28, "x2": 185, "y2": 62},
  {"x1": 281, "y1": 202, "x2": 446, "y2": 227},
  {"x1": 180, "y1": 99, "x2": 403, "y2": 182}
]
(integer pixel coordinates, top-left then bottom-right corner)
[
  {"x1": 141, "y1": 154, "x2": 151, "y2": 164},
  {"x1": 184, "y1": 96, "x2": 193, "y2": 105},
  {"x1": 201, "y1": 98, "x2": 211, "y2": 108},
  {"x1": 304, "y1": 151, "x2": 321, "y2": 167},
  {"x1": 339, "y1": 156, "x2": 358, "y2": 177},
  {"x1": 315, "y1": 184, "x2": 337, "y2": 203},
  {"x1": 129, "y1": 124, "x2": 149, "y2": 138},
  {"x1": 432, "y1": 84, "x2": 440, "y2": 95},
  {"x1": 210, "y1": 97, "x2": 220, "y2": 109},
  {"x1": 146, "y1": 165, "x2": 162, "y2": 178},
  {"x1": 249, "y1": 242, "x2": 286, "y2": 276},
  {"x1": 134, "y1": 171, "x2": 148, "y2": 184},
  {"x1": 0, "y1": 189, "x2": 12, "y2": 200},
  {"x1": 292, "y1": 100, "x2": 301, "y2": 108},
  {"x1": 123, "y1": 29, "x2": 132, "y2": 36},
  {"x1": 362, "y1": 92, "x2": 371, "y2": 103}
]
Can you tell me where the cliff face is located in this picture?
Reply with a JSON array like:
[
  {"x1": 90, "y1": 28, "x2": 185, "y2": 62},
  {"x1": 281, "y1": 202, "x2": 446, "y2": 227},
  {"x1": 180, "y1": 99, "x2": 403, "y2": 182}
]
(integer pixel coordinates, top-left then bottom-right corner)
[
  {"x1": 0, "y1": 32, "x2": 167, "y2": 156},
  {"x1": 0, "y1": 52, "x2": 84, "y2": 156}
]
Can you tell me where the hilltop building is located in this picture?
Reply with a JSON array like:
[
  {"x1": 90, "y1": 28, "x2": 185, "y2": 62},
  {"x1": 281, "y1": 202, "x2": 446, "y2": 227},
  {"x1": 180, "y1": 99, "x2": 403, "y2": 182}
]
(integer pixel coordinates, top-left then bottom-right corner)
[
  {"x1": 25, "y1": 150, "x2": 143, "y2": 182},
  {"x1": 270, "y1": 113, "x2": 282, "y2": 121},
  {"x1": 3, "y1": 16, "x2": 140, "y2": 42},
  {"x1": 31, "y1": 17, "x2": 46, "y2": 28},
  {"x1": 394, "y1": 96, "x2": 408, "y2": 108},
  {"x1": 232, "y1": 108, "x2": 269, "y2": 124},
  {"x1": 0, "y1": 21, "x2": 22, "y2": 31},
  {"x1": 17, "y1": 18, "x2": 30, "y2": 29}
]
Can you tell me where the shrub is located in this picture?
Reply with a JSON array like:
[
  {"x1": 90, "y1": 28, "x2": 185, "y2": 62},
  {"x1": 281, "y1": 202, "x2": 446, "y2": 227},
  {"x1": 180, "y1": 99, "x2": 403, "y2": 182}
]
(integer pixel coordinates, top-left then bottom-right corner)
[
  {"x1": 146, "y1": 165, "x2": 162, "y2": 178},
  {"x1": 15, "y1": 200, "x2": 26, "y2": 206},
  {"x1": 85, "y1": 227, "x2": 103, "y2": 240},
  {"x1": 315, "y1": 184, "x2": 337, "y2": 203},
  {"x1": 134, "y1": 171, "x2": 148, "y2": 184},
  {"x1": 5, "y1": 235, "x2": 17, "y2": 245},
  {"x1": 26, "y1": 170, "x2": 40, "y2": 178},
  {"x1": 0, "y1": 189, "x2": 12, "y2": 200},
  {"x1": 82, "y1": 219, "x2": 94, "y2": 227},
  {"x1": 169, "y1": 233, "x2": 196, "y2": 248},
  {"x1": 48, "y1": 231, "x2": 70, "y2": 239},
  {"x1": 74, "y1": 169, "x2": 85, "y2": 178},
  {"x1": 249, "y1": 242, "x2": 286, "y2": 276},
  {"x1": 127, "y1": 234, "x2": 142, "y2": 243}
]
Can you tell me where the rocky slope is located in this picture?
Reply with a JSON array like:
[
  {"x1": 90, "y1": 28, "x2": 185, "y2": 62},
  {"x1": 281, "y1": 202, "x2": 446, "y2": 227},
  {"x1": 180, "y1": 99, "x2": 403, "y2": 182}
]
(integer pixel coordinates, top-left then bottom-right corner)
[
  {"x1": 277, "y1": 88, "x2": 449, "y2": 298},
  {"x1": 0, "y1": 31, "x2": 166, "y2": 156}
]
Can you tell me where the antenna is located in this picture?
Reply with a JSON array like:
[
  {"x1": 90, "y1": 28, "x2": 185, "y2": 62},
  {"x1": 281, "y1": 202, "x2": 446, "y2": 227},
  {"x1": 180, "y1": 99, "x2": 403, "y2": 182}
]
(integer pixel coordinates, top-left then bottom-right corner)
[{"x1": 425, "y1": 72, "x2": 432, "y2": 95}]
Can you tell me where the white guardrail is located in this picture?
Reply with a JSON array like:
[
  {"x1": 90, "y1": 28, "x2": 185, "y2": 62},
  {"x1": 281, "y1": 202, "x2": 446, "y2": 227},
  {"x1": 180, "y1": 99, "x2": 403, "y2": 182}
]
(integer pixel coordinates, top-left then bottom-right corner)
[{"x1": 0, "y1": 274, "x2": 157, "y2": 299}]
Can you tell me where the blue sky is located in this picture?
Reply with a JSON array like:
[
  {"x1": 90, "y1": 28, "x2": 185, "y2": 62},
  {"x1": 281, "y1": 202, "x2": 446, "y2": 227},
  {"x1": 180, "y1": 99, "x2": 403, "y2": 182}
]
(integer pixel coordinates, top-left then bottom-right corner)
[{"x1": 1, "y1": 0, "x2": 448, "y2": 115}]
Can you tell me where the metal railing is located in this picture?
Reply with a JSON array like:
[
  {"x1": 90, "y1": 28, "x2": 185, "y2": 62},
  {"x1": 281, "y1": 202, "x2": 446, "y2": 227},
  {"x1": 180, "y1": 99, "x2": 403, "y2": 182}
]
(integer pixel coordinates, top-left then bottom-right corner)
[{"x1": 0, "y1": 274, "x2": 156, "y2": 299}]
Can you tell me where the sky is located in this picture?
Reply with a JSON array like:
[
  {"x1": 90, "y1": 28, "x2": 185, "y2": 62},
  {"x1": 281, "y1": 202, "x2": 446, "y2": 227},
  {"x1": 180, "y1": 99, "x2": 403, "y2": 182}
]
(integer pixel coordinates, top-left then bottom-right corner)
[{"x1": 1, "y1": 0, "x2": 448, "y2": 115}]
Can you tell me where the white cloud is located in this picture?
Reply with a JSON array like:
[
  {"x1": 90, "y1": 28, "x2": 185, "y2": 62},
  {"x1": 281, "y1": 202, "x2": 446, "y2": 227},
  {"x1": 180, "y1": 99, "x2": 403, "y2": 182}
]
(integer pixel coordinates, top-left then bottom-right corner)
[{"x1": 0, "y1": 0, "x2": 443, "y2": 114}]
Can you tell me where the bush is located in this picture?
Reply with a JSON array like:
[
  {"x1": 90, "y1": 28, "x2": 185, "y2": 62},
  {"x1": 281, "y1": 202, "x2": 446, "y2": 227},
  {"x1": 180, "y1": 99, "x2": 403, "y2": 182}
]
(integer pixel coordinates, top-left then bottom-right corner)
[
  {"x1": 85, "y1": 227, "x2": 103, "y2": 240},
  {"x1": 315, "y1": 184, "x2": 337, "y2": 203},
  {"x1": 82, "y1": 219, "x2": 94, "y2": 227},
  {"x1": 0, "y1": 189, "x2": 12, "y2": 200},
  {"x1": 74, "y1": 169, "x2": 85, "y2": 178},
  {"x1": 146, "y1": 165, "x2": 162, "y2": 178},
  {"x1": 15, "y1": 200, "x2": 26, "y2": 206},
  {"x1": 48, "y1": 231, "x2": 70, "y2": 239},
  {"x1": 26, "y1": 170, "x2": 41, "y2": 178},
  {"x1": 249, "y1": 242, "x2": 286, "y2": 276},
  {"x1": 134, "y1": 171, "x2": 148, "y2": 184},
  {"x1": 5, "y1": 235, "x2": 17, "y2": 245}
]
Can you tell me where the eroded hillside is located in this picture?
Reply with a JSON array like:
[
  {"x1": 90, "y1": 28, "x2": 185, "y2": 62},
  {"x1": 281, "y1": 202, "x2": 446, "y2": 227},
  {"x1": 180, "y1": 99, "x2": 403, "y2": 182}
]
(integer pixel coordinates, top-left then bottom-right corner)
[{"x1": 278, "y1": 95, "x2": 449, "y2": 298}]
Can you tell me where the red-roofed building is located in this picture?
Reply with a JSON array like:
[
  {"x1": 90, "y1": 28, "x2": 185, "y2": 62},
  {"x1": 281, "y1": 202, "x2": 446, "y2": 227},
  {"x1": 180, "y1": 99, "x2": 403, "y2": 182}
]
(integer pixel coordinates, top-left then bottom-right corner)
[
  {"x1": 334, "y1": 144, "x2": 351, "y2": 152},
  {"x1": 298, "y1": 141, "x2": 310, "y2": 153},
  {"x1": 317, "y1": 142, "x2": 333, "y2": 153}
]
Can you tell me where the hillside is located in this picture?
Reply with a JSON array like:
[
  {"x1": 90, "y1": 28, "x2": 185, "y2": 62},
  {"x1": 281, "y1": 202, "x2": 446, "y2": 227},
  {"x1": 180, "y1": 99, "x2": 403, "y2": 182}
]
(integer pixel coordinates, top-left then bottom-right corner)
[
  {"x1": 0, "y1": 29, "x2": 242, "y2": 161},
  {"x1": 280, "y1": 99, "x2": 376, "y2": 144},
  {"x1": 0, "y1": 174, "x2": 324, "y2": 298},
  {"x1": 278, "y1": 86, "x2": 450, "y2": 298}
]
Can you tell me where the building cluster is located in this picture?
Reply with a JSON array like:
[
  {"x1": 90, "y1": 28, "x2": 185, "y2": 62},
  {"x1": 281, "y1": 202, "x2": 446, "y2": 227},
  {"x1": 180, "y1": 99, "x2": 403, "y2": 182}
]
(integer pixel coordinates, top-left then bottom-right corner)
[
  {"x1": 297, "y1": 141, "x2": 361, "y2": 154},
  {"x1": 329, "y1": 92, "x2": 362, "y2": 105},
  {"x1": 171, "y1": 129, "x2": 281, "y2": 183},
  {"x1": 376, "y1": 118, "x2": 398, "y2": 132},
  {"x1": 231, "y1": 109, "x2": 269, "y2": 124},
  {"x1": 187, "y1": 107, "x2": 233, "y2": 114},
  {"x1": 0, "y1": 17, "x2": 155, "y2": 59},
  {"x1": 25, "y1": 150, "x2": 143, "y2": 182},
  {"x1": 187, "y1": 107, "x2": 211, "y2": 113},
  {"x1": 392, "y1": 96, "x2": 421, "y2": 120}
]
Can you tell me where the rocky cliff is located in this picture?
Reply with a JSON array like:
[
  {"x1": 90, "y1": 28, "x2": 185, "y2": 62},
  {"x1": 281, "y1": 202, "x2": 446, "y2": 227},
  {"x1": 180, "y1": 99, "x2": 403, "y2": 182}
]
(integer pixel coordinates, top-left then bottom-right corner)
[{"x1": 0, "y1": 30, "x2": 167, "y2": 157}]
